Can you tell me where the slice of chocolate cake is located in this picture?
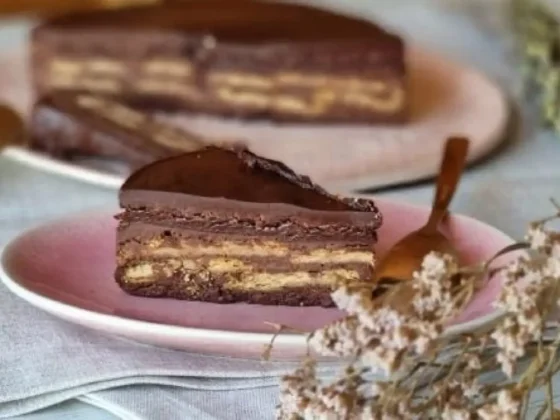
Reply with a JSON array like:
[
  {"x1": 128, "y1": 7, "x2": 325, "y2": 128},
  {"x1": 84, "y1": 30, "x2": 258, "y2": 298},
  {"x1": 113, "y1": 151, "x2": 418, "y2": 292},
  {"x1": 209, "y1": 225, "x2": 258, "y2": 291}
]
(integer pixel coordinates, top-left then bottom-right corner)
[
  {"x1": 28, "y1": 92, "x2": 240, "y2": 170},
  {"x1": 115, "y1": 147, "x2": 382, "y2": 307},
  {"x1": 31, "y1": 0, "x2": 407, "y2": 124}
]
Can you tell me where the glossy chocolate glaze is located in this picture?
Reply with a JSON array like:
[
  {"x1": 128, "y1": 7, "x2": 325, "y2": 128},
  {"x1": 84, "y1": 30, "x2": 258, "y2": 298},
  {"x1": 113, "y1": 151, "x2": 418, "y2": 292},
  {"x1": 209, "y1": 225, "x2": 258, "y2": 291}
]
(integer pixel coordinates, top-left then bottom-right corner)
[{"x1": 120, "y1": 146, "x2": 381, "y2": 215}]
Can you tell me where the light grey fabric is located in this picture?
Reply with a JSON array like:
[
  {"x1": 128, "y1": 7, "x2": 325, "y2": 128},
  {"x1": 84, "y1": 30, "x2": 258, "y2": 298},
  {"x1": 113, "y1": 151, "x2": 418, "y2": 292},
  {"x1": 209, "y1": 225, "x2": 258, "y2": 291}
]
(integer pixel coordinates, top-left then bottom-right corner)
[
  {"x1": 80, "y1": 386, "x2": 279, "y2": 420},
  {"x1": 0, "y1": 267, "x2": 345, "y2": 418},
  {"x1": 11, "y1": 401, "x2": 117, "y2": 420},
  {"x1": 1, "y1": 1, "x2": 559, "y2": 419}
]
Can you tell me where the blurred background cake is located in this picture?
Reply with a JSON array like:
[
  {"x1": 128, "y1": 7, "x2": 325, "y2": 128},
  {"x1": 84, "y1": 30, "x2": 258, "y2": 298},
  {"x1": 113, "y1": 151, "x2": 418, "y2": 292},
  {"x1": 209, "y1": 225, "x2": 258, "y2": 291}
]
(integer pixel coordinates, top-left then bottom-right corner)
[{"x1": 30, "y1": 0, "x2": 408, "y2": 125}]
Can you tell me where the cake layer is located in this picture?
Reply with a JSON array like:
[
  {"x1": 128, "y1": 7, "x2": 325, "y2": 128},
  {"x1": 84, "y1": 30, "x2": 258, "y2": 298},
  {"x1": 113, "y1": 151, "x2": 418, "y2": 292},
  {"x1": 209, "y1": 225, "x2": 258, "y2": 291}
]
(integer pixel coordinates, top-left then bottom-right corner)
[
  {"x1": 28, "y1": 93, "x2": 216, "y2": 168},
  {"x1": 116, "y1": 269, "x2": 336, "y2": 306},
  {"x1": 118, "y1": 251, "x2": 372, "y2": 282},
  {"x1": 119, "y1": 254, "x2": 372, "y2": 275},
  {"x1": 115, "y1": 259, "x2": 365, "y2": 306},
  {"x1": 31, "y1": 0, "x2": 407, "y2": 123},
  {"x1": 117, "y1": 233, "x2": 374, "y2": 269},
  {"x1": 117, "y1": 221, "x2": 375, "y2": 249},
  {"x1": 117, "y1": 201, "x2": 379, "y2": 242}
]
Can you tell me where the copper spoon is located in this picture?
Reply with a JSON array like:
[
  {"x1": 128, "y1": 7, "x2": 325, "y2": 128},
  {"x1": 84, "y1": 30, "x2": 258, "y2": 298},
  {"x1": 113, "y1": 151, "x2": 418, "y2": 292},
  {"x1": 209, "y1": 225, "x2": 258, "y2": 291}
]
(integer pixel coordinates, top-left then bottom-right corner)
[{"x1": 372, "y1": 136, "x2": 470, "y2": 301}]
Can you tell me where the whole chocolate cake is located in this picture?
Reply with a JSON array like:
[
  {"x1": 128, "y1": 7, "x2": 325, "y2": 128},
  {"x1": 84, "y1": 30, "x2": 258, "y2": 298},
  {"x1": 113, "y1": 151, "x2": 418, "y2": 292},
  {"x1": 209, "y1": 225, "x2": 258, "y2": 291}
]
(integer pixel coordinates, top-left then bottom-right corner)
[
  {"x1": 115, "y1": 146, "x2": 382, "y2": 306},
  {"x1": 30, "y1": 0, "x2": 407, "y2": 124}
]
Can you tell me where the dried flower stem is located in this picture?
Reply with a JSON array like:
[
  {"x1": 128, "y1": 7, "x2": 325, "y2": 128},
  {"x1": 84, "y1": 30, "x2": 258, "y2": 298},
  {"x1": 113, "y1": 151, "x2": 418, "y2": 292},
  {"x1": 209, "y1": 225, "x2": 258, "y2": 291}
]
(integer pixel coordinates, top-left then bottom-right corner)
[{"x1": 262, "y1": 322, "x2": 309, "y2": 361}]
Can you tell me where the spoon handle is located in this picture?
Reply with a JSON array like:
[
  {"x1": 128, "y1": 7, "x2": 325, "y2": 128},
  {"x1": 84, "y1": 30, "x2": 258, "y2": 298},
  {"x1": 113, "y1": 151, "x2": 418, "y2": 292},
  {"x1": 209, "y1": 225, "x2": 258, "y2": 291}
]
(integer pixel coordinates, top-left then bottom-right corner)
[{"x1": 425, "y1": 136, "x2": 470, "y2": 231}]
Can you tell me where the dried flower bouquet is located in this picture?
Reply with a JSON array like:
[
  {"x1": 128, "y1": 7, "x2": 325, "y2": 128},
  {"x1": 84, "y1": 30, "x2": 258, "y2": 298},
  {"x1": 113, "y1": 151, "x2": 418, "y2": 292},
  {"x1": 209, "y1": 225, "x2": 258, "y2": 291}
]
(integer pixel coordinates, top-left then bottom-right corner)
[
  {"x1": 269, "y1": 200, "x2": 560, "y2": 419},
  {"x1": 513, "y1": 0, "x2": 560, "y2": 132}
]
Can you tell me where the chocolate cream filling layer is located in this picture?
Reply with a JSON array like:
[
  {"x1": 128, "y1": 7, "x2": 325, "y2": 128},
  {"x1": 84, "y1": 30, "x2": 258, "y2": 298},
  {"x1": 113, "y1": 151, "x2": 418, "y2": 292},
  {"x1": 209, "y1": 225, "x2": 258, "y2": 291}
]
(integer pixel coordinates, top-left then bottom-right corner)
[{"x1": 118, "y1": 190, "x2": 381, "y2": 241}]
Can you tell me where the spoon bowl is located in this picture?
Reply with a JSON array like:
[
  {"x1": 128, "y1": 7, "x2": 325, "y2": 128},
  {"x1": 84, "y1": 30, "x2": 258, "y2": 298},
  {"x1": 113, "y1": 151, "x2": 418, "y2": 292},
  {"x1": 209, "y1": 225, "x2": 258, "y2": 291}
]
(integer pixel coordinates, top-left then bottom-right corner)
[{"x1": 372, "y1": 136, "x2": 470, "y2": 302}]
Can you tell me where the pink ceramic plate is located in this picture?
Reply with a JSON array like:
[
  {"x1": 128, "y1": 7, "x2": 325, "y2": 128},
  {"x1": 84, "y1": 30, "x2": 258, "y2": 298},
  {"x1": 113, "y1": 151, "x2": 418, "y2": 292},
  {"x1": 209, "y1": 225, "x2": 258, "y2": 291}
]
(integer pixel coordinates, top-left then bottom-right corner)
[
  {"x1": 0, "y1": 44, "x2": 507, "y2": 193},
  {"x1": 0, "y1": 198, "x2": 514, "y2": 360}
]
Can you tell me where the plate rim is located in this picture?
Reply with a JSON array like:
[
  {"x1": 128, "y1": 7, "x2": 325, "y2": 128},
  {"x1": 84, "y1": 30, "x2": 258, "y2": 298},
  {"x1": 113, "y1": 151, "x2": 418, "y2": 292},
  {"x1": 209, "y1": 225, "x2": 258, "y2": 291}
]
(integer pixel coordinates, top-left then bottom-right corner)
[
  {"x1": 0, "y1": 197, "x2": 511, "y2": 353},
  {"x1": 2, "y1": 146, "x2": 124, "y2": 189}
]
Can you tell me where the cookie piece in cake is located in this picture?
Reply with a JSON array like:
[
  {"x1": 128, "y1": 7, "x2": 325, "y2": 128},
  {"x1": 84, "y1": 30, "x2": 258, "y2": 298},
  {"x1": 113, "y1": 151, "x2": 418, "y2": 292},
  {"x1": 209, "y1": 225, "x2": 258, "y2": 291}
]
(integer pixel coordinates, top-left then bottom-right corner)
[{"x1": 115, "y1": 146, "x2": 382, "y2": 307}]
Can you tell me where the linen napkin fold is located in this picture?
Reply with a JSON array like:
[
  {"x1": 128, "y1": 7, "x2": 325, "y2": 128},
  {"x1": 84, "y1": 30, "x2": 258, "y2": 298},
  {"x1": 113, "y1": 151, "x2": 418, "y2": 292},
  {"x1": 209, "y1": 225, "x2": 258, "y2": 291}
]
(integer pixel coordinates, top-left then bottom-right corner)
[
  {"x1": 0, "y1": 284, "x2": 340, "y2": 419},
  {"x1": 81, "y1": 385, "x2": 280, "y2": 420},
  {"x1": 11, "y1": 400, "x2": 115, "y2": 420},
  {"x1": 76, "y1": 381, "x2": 560, "y2": 420}
]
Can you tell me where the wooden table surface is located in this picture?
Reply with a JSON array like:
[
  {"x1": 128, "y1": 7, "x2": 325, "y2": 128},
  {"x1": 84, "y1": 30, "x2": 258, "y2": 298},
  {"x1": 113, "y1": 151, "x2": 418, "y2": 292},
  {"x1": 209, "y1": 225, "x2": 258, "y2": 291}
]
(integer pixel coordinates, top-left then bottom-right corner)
[{"x1": 0, "y1": 0, "x2": 161, "y2": 17}]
